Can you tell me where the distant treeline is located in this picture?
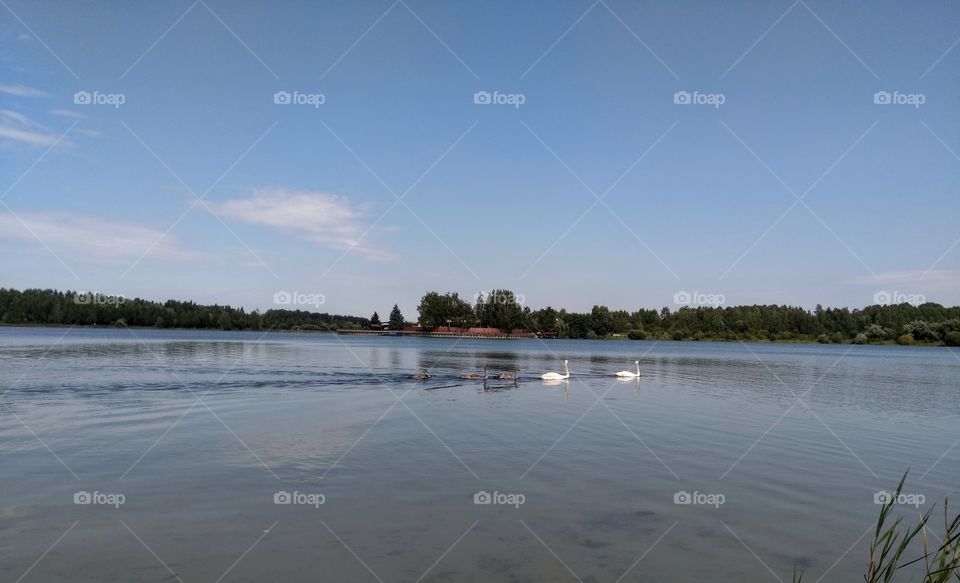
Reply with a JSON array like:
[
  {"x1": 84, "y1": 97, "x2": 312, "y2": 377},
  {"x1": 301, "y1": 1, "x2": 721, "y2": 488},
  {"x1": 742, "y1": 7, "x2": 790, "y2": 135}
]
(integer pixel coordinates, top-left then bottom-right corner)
[
  {"x1": 4, "y1": 288, "x2": 959, "y2": 346},
  {"x1": 542, "y1": 303, "x2": 960, "y2": 345},
  {"x1": 0, "y1": 288, "x2": 368, "y2": 331},
  {"x1": 416, "y1": 290, "x2": 960, "y2": 346}
]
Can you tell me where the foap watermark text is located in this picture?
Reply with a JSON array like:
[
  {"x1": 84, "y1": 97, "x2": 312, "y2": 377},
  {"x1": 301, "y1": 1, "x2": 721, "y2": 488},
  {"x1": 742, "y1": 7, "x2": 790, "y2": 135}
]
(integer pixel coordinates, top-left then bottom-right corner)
[
  {"x1": 274, "y1": 91, "x2": 325, "y2": 108},
  {"x1": 74, "y1": 91, "x2": 125, "y2": 108},
  {"x1": 274, "y1": 290, "x2": 325, "y2": 309},
  {"x1": 74, "y1": 292, "x2": 126, "y2": 306},
  {"x1": 674, "y1": 91, "x2": 725, "y2": 108},
  {"x1": 674, "y1": 290, "x2": 725, "y2": 307},
  {"x1": 874, "y1": 290, "x2": 925, "y2": 306},
  {"x1": 74, "y1": 490, "x2": 125, "y2": 508},
  {"x1": 274, "y1": 490, "x2": 325, "y2": 508},
  {"x1": 873, "y1": 91, "x2": 925, "y2": 108},
  {"x1": 474, "y1": 291, "x2": 526, "y2": 305},
  {"x1": 674, "y1": 490, "x2": 725, "y2": 508},
  {"x1": 474, "y1": 490, "x2": 525, "y2": 508},
  {"x1": 875, "y1": 490, "x2": 925, "y2": 508},
  {"x1": 473, "y1": 91, "x2": 525, "y2": 108}
]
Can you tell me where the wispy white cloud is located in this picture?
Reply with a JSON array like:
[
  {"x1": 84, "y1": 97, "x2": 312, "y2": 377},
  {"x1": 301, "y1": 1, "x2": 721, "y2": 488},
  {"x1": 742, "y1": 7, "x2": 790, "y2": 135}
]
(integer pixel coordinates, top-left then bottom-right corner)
[
  {"x1": 49, "y1": 108, "x2": 87, "y2": 119},
  {"x1": 0, "y1": 109, "x2": 30, "y2": 126},
  {"x1": 0, "y1": 84, "x2": 50, "y2": 97},
  {"x1": 0, "y1": 125, "x2": 68, "y2": 148},
  {"x1": 0, "y1": 109, "x2": 74, "y2": 149},
  {"x1": 0, "y1": 211, "x2": 204, "y2": 262},
  {"x1": 211, "y1": 188, "x2": 395, "y2": 260}
]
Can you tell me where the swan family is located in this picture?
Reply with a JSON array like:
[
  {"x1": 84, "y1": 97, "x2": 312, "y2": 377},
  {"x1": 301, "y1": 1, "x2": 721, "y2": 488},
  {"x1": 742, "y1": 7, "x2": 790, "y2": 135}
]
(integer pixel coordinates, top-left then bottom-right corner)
[{"x1": 410, "y1": 360, "x2": 639, "y2": 382}]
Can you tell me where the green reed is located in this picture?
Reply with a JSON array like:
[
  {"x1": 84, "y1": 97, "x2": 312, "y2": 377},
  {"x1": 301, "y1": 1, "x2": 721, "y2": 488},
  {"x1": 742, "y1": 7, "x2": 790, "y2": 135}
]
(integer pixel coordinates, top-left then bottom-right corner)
[{"x1": 791, "y1": 472, "x2": 959, "y2": 583}]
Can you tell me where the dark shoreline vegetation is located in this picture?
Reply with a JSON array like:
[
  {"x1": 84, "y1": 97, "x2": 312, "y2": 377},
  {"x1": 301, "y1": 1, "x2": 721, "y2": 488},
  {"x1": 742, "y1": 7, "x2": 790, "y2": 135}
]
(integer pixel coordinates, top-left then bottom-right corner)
[
  {"x1": 2, "y1": 287, "x2": 959, "y2": 346},
  {"x1": 0, "y1": 288, "x2": 367, "y2": 333}
]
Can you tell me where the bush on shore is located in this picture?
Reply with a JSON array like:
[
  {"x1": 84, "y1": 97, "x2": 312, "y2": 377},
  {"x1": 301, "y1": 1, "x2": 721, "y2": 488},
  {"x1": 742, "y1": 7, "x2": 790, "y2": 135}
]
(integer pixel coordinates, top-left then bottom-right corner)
[{"x1": 626, "y1": 329, "x2": 647, "y2": 340}]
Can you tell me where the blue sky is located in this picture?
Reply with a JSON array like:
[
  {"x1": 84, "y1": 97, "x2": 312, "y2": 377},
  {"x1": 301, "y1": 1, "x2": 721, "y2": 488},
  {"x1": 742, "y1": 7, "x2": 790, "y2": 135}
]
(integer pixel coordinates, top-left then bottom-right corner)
[{"x1": 1, "y1": 0, "x2": 958, "y2": 317}]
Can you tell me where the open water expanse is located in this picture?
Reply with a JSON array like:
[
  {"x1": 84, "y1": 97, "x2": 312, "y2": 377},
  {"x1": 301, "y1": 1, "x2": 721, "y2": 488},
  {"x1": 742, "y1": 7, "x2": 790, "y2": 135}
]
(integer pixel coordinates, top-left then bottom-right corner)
[{"x1": 1, "y1": 326, "x2": 958, "y2": 582}]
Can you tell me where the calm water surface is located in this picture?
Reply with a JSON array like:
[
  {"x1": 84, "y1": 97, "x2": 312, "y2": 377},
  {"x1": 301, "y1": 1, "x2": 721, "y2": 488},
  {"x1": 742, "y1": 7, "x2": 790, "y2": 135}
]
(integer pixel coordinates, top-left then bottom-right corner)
[{"x1": 1, "y1": 327, "x2": 958, "y2": 582}]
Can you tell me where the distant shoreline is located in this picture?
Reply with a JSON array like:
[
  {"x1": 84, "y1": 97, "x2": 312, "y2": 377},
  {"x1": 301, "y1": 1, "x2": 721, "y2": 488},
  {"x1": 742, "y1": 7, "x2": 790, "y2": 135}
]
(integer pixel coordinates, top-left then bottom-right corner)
[
  {"x1": 1, "y1": 322, "x2": 949, "y2": 347},
  {"x1": 0, "y1": 322, "x2": 335, "y2": 334},
  {"x1": 3, "y1": 288, "x2": 958, "y2": 347}
]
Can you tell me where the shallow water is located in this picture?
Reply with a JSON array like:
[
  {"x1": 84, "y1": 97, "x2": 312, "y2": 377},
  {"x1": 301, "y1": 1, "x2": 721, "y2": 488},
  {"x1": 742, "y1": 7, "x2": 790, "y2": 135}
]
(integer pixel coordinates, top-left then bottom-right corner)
[{"x1": 1, "y1": 327, "x2": 958, "y2": 582}]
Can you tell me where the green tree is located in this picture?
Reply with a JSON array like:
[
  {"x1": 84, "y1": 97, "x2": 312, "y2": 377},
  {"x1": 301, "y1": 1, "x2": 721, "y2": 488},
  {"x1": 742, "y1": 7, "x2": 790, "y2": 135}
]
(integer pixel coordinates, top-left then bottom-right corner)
[
  {"x1": 590, "y1": 305, "x2": 612, "y2": 336},
  {"x1": 417, "y1": 291, "x2": 473, "y2": 328},
  {"x1": 610, "y1": 309, "x2": 631, "y2": 334},
  {"x1": 864, "y1": 323, "x2": 890, "y2": 341},
  {"x1": 530, "y1": 306, "x2": 559, "y2": 332},
  {"x1": 370, "y1": 311, "x2": 381, "y2": 328},
  {"x1": 388, "y1": 305, "x2": 404, "y2": 330},
  {"x1": 475, "y1": 289, "x2": 523, "y2": 330},
  {"x1": 565, "y1": 313, "x2": 590, "y2": 339}
]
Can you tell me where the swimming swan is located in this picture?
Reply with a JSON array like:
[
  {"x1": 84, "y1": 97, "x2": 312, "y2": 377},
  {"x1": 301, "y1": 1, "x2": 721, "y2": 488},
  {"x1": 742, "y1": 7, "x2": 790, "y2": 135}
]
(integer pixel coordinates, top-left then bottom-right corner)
[
  {"x1": 410, "y1": 369, "x2": 431, "y2": 380},
  {"x1": 541, "y1": 360, "x2": 570, "y2": 380},
  {"x1": 615, "y1": 360, "x2": 640, "y2": 378}
]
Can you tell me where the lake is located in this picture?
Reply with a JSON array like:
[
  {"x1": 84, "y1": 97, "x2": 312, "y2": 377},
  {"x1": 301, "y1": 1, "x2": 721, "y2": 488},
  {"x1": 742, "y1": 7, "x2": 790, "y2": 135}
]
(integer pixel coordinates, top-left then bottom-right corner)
[{"x1": 1, "y1": 326, "x2": 958, "y2": 582}]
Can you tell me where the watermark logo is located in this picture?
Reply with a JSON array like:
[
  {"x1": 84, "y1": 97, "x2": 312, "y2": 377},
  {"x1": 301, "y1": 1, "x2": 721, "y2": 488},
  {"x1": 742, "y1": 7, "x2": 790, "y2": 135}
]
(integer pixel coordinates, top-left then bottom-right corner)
[
  {"x1": 273, "y1": 490, "x2": 325, "y2": 508},
  {"x1": 473, "y1": 90, "x2": 525, "y2": 108},
  {"x1": 873, "y1": 91, "x2": 924, "y2": 109},
  {"x1": 473, "y1": 490, "x2": 525, "y2": 508},
  {"x1": 73, "y1": 91, "x2": 126, "y2": 108},
  {"x1": 74, "y1": 292, "x2": 126, "y2": 306},
  {"x1": 273, "y1": 91, "x2": 325, "y2": 108},
  {"x1": 473, "y1": 291, "x2": 526, "y2": 306},
  {"x1": 873, "y1": 290, "x2": 925, "y2": 306},
  {"x1": 673, "y1": 290, "x2": 725, "y2": 307},
  {"x1": 273, "y1": 290, "x2": 326, "y2": 309},
  {"x1": 874, "y1": 490, "x2": 925, "y2": 508},
  {"x1": 74, "y1": 490, "x2": 125, "y2": 508},
  {"x1": 673, "y1": 90, "x2": 725, "y2": 108},
  {"x1": 674, "y1": 490, "x2": 725, "y2": 508}
]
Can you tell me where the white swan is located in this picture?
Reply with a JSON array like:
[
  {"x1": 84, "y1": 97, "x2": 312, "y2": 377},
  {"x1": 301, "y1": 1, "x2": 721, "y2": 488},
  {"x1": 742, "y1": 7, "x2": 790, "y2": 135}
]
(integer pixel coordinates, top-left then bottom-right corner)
[
  {"x1": 541, "y1": 360, "x2": 570, "y2": 380},
  {"x1": 615, "y1": 360, "x2": 640, "y2": 378}
]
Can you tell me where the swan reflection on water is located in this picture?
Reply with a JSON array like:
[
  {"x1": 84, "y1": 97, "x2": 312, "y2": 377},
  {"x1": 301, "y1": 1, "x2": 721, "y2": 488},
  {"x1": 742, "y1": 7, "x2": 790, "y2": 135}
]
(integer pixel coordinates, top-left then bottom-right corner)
[
  {"x1": 482, "y1": 370, "x2": 519, "y2": 392},
  {"x1": 540, "y1": 379, "x2": 570, "y2": 400},
  {"x1": 540, "y1": 378, "x2": 568, "y2": 387},
  {"x1": 616, "y1": 375, "x2": 642, "y2": 392}
]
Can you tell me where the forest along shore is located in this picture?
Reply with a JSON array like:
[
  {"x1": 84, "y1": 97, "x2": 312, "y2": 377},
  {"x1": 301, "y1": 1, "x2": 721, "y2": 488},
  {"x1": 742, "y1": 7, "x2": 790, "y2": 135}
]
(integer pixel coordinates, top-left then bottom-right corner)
[{"x1": 2, "y1": 288, "x2": 958, "y2": 346}]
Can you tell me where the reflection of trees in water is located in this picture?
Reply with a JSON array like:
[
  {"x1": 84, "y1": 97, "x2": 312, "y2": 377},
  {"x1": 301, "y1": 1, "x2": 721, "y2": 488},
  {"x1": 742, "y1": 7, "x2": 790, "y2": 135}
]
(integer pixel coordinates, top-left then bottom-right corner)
[
  {"x1": 1, "y1": 340, "x2": 263, "y2": 363},
  {"x1": 589, "y1": 354, "x2": 614, "y2": 366}
]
